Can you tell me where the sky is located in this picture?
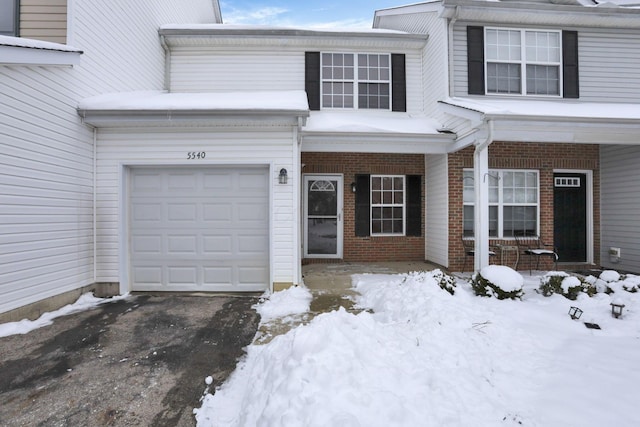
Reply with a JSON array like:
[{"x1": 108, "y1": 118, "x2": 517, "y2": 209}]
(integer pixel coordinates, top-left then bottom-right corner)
[{"x1": 219, "y1": 1, "x2": 419, "y2": 29}]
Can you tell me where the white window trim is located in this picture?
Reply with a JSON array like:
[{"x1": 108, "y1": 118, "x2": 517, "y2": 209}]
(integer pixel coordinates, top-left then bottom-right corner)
[
  {"x1": 320, "y1": 52, "x2": 392, "y2": 111},
  {"x1": 370, "y1": 174, "x2": 406, "y2": 236},
  {"x1": 484, "y1": 27, "x2": 563, "y2": 98},
  {"x1": 463, "y1": 169, "x2": 540, "y2": 239}
]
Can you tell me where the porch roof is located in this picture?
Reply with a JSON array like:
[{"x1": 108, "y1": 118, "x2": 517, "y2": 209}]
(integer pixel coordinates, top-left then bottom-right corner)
[
  {"x1": 440, "y1": 97, "x2": 640, "y2": 146},
  {"x1": 300, "y1": 111, "x2": 456, "y2": 154}
]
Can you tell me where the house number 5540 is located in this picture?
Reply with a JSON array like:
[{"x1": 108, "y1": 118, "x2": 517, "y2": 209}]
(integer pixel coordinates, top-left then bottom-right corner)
[{"x1": 187, "y1": 151, "x2": 206, "y2": 159}]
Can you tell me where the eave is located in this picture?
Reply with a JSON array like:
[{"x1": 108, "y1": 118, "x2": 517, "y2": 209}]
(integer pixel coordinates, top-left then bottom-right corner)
[
  {"x1": 159, "y1": 25, "x2": 428, "y2": 49},
  {"x1": 301, "y1": 131, "x2": 455, "y2": 154},
  {"x1": 440, "y1": 0, "x2": 640, "y2": 28}
]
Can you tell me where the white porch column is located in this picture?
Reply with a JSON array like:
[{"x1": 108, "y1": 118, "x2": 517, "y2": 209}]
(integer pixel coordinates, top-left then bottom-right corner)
[{"x1": 473, "y1": 121, "x2": 493, "y2": 272}]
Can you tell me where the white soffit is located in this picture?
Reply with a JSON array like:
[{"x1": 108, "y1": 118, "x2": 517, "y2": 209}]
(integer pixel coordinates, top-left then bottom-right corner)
[{"x1": 0, "y1": 35, "x2": 83, "y2": 66}]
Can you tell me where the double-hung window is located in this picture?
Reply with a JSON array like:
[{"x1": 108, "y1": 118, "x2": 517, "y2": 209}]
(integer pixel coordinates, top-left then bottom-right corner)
[
  {"x1": 321, "y1": 53, "x2": 391, "y2": 110},
  {"x1": 371, "y1": 175, "x2": 404, "y2": 235},
  {"x1": 0, "y1": 0, "x2": 18, "y2": 36},
  {"x1": 485, "y1": 28, "x2": 562, "y2": 96},
  {"x1": 463, "y1": 170, "x2": 539, "y2": 238}
]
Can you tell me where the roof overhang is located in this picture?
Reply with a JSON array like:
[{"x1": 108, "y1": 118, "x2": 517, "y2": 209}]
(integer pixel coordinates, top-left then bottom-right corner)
[
  {"x1": 301, "y1": 111, "x2": 456, "y2": 154},
  {"x1": 440, "y1": 0, "x2": 640, "y2": 28},
  {"x1": 159, "y1": 25, "x2": 428, "y2": 50},
  {"x1": 77, "y1": 90, "x2": 310, "y2": 128},
  {"x1": 440, "y1": 97, "x2": 640, "y2": 147},
  {"x1": 0, "y1": 36, "x2": 83, "y2": 66}
]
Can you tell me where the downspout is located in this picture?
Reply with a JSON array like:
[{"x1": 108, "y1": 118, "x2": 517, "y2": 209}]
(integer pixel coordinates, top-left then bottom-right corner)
[
  {"x1": 448, "y1": 6, "x2": 460, "y2": 96},
  {"x1": 473, "y1": 119, "x2": 493, "y2": 272},
  {"x1": 160, "y1": 35, "x2": 171, "y2": 91},
  {"x1": 93, "y1": 127, "x2": 97, "y2": 283},
  {"x1": 294, "y1": 116, "x2": 304, "y2": 286}
]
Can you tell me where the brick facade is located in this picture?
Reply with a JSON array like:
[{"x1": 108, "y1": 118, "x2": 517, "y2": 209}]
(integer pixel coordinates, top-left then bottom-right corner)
[
  {"x1": 448, "y1": 142, "x2": 600, "y2": 272},
  {"x1": 301, "y1": 152, "x2": 425, "y2": 263}
]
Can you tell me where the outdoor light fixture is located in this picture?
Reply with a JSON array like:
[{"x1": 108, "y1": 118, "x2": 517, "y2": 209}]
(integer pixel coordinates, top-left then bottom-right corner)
[
  {"x1": 351, "y1": 182, "x2": 357, "y2": 193},
  {"x1": 610, "y1": 301, "x2": 625, "y2": 319},
  {"x1": 278, "y1": 168, "x2": 288, "y2": 184},
  {"x1": 568, "y1": 306, "x2": 583, "y2": 320}
]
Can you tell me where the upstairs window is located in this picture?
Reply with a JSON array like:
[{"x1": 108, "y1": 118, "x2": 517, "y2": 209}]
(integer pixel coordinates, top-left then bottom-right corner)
[
  {"x1": 321, "y1": 53, "x2": 391, "y2": 110},
  {"x1": 485, "y1": 28, "x2": 561, "y2": 96},
  {"x1": 467, "y1": 27, "x2": 579, "y2": 99},
  {"x1": 0, "y1": 0, "x2": 18, "y2": 36}
]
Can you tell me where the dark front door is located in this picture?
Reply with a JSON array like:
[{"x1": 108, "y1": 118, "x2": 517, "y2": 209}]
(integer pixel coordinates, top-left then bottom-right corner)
[{"x1": 553, "y1": 173, "x2": 587, "y2": 262}]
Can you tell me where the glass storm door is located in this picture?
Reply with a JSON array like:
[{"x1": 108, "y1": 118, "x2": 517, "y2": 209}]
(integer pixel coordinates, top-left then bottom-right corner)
[{"x1": 304, "y1": 175, "x2": 343, "y2": 258}]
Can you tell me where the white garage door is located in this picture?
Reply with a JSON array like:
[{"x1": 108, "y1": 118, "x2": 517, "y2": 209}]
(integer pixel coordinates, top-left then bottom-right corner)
[{"x1": 129, "y1": 166, "x2": 269, "y2": 292}]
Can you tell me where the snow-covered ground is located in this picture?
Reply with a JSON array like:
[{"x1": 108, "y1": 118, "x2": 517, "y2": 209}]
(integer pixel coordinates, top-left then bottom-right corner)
[{"x1": 195, "y1": 269, "x2": 640, "y2": 427}]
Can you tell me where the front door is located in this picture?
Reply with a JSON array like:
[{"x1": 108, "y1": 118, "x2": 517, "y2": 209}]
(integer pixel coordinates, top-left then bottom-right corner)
[
  {"x1": 304, "y1": 175, "x2": 343, "y2": 258},
  {"x1": 553, "y1": 173, "x2": 587, "y2": 263}
]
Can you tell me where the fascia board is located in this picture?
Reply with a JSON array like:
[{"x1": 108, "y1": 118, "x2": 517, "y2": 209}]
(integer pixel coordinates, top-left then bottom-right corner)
[
  {"x1": 440, "y1": 0, "x2": 640, "y2": 28},
  {"x1": 78, "y1": 109, "x2": 309, "y2": 128},
  {"x1": 301, "y1": 131, "x2": 454, "y2": 154},
  {"x1": 0, "y1": 45, "x2": 82, "y2": 66}
]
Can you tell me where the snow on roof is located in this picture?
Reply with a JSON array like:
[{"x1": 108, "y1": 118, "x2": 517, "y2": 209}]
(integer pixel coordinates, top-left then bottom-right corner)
[
  {"x1": 159, "y1": 23, "x2": 408, "y2": 35},
  {"x1": 303, "y1": 111, "x2": 443, "y2": 134},
  {"x1": 0, "y1": 35, "x2": 82, "y2": 53},
  {"x1": 78, "y1": 90, "x2": 309, "y2": 113},
  {"x1": 442, "y1": 97, "x2": 640, "y2": 121}
]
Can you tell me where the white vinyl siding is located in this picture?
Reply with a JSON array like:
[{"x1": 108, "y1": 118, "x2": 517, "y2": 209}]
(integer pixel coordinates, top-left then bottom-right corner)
[
  {"x1": 170, "y1": 48, "x2": 305, "y2": 93},
  {"x1": 95, "y1": 127, "x2": 298, "y2": 290},
  {"x1": 375, "y1": 10, "x2": 448, "y2": 118},
  {"x1": 600, "y1": 145, "x2": 640, "y2": 273},
  {"x1": 0, "y1": 66, "x2": 94, "y2": 315},
  {"x1": 425, "y1": 154, "x2": 448, "y2": 267}
]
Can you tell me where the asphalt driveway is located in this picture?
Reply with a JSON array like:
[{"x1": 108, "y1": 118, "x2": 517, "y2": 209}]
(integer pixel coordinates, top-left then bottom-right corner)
[{"x1": 0, "y1": 294, "x2": 260, "y2": 427}]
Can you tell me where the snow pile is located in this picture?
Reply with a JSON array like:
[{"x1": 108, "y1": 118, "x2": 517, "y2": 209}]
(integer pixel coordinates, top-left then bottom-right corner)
[
  {"x1": 254, "y1": 286, "x2": 313, "y2": 323},
  {"x1": 479, "y1": 265, "x2": 523, "y2": 292},
  {"x1": 0, "y1": 293, "x2": 129, "y2": 338},
  {"x1": 195, "y1": 270, "x2": 640, "y2": 427}
]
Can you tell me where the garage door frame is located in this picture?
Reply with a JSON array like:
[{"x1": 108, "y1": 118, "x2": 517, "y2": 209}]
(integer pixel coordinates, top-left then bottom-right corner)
[{"x1": 118, "y1": 162, "x2": 274, "y2": 294}]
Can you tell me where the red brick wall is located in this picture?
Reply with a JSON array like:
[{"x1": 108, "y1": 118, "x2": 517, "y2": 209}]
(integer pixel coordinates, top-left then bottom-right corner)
[
  {"x1": 302, "y1": 152, "x2": 425, "y2": 262},
  {"x1": 448, "y1": 142, "x2": 600, "y2": 272}
]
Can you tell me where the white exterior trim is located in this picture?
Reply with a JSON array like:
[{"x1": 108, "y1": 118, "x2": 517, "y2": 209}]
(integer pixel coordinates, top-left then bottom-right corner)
[{"x1": 0, "y1": 45, "x2": 82, "y2": 66}]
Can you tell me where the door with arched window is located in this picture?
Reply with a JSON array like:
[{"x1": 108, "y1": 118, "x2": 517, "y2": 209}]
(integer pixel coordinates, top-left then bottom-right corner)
[{"x1": 303, "y1": 175, "x2": 343, "y2": 258}]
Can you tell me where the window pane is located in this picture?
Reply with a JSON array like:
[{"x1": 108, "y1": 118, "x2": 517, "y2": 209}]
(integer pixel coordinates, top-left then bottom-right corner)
[
  {"x1": 307, "y1": 219, "x2": 337, "y2": 255},
  {"x1": 463, "y1": 206, "x2": 474, "y2": 237},
  {"x1": 526, "y1": 65, "x2": 560, "y2": 95},
  {"x1": 503, "y1": 206, "x2": 537, "y2": 237},
  {"x1": 489, "y1": 206, "x2": 498, "y2": 237},
  {"x1": 487, "y1": 63, "x2": 521, "y2": 94},
  {"x1": 0, "y1": 0, "x2": 15, "y2": 36}
]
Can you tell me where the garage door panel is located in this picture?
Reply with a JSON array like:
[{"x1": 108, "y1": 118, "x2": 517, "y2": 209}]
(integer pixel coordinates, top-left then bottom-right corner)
[
  {"x1": 203, "y1": 203, "x2": 233, "y2": 222},
  {"x1": 133, "y1": 266, "x2": 162, "y2": 284},
  {"x1": 133, "y1": 203, "x2": 162, "y2": 222},
  {"x1": 130, "y1": 166, "x2": 269, "y2": 292},
  {"x1": 167, "y1": 203, "x2": 198, "y2": 221},
  {"x1": 167, "y1": 266, "x2": 198, "y2": 285},
  {"x1": 203, "y1": 235, "x2": 232, "y2": 254},
  {"x1": 167, "y1": 235, "x2": 197, "y2": 254},
  {"x1": 132, "y1": 235, "x2": 162, "y2": 254}
]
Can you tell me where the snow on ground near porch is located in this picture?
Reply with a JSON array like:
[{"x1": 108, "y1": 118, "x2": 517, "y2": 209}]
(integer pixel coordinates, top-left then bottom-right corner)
[{"x1": 195, "y1": 269, "x2": 640, "y2": 427}]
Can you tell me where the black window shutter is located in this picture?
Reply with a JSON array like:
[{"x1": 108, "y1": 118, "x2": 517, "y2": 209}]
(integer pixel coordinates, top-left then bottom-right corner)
[
  {"x1": 305, "y1": 52, "x2": 321, "y2": 110},
  {"x1": 355, "y1": 174, "x2": 371, "y2": 237},
  {"x1": 391, "y1": 54, "x2": 406, "y2": 112},
  {"x1": 406, "y1": 175, "x2": 422, "y2": 237},
  {"x1": 467, "y1": 26, "x2": 485, "y2": 95},
  {"x1": 562, "y1": 31, "x2": 579, "y2": 99}
]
